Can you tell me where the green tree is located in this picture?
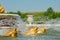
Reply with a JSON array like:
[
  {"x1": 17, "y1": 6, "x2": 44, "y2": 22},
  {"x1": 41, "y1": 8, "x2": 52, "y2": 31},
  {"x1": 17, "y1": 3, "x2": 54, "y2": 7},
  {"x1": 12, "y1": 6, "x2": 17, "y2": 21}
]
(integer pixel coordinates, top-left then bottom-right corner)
[
  {"x1": 17, "y1": 11, "x2": 21, "y2": 15},
  {"x1": 9, "y1": 12, "x2": 16, "y2": 14},
  {"x1": 47, "y1": 7, "x2": 54, "y2": 13},
  {"x1": 44, "y1": 7, "x2": 54, "y2": 16}
]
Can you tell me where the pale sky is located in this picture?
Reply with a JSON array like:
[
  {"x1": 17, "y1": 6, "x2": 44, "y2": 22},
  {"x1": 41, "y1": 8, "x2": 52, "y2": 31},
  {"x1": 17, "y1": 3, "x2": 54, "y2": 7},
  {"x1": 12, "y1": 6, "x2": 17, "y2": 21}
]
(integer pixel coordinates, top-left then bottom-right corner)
[{"x1": 0, "y1": 0, "x2": 60, "y2": 12}]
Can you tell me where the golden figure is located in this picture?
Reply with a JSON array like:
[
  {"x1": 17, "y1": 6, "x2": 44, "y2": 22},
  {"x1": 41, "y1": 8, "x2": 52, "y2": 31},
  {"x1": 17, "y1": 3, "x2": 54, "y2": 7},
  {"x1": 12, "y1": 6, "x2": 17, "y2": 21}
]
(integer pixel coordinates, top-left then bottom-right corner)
[
  {"x1": 5, "y1": 28, "x2": 17, "y2": 37},
  {"x1": 0, "y1": 5, "x2": 5, "y2": 13},
  {"x1": 24, "y1": 26, "x2": 47, "y2": 36}
]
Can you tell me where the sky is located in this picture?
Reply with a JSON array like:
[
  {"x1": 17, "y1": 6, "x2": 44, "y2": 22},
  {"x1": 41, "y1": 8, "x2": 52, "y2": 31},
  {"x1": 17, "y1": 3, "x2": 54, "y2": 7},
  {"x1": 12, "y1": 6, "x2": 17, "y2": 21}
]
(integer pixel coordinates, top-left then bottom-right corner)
[{"x1": 0, "y1": 0, "x2": 60, "y2": 12}]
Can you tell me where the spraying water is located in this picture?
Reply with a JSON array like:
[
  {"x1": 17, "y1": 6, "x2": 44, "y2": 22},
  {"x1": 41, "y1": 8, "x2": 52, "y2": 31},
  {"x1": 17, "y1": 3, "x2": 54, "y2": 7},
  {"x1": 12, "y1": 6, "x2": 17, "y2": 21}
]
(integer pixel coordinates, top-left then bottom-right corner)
[{"x1": 17, "y1": 16, "x2": 28, "y2": 34}]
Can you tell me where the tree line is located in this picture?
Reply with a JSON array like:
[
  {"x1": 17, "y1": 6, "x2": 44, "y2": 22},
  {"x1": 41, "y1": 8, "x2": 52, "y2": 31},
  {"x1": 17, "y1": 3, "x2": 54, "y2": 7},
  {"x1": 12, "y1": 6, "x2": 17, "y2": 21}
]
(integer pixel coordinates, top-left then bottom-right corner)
[{"x1": 9, "y1": 7, "x2": 60, "y2": 21}]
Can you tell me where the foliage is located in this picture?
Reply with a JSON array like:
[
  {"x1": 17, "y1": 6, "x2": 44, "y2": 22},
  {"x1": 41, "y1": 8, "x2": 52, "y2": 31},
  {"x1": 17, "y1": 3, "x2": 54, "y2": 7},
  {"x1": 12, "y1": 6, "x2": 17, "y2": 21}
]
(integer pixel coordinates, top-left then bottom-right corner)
[
  {"x1": 9, "y1": 7, "x2": 60, "y2": 22},
  {"x1": 47, "y1": 7, "x2": 54, "y2": 13}
]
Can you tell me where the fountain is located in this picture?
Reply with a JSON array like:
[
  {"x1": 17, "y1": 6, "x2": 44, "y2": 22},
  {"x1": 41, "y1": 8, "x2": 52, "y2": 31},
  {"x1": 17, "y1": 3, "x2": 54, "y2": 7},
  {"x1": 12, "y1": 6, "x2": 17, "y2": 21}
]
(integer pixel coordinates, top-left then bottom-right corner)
[
  {"x1": 0, "y1": 5, "x2": 28, "y2": 37},
  {"x1": 27, "y1": 15, "x2": 33, "y2": 26},
  {"x1": 0, "y1": 5, "x2": 60, "y2": 40}
]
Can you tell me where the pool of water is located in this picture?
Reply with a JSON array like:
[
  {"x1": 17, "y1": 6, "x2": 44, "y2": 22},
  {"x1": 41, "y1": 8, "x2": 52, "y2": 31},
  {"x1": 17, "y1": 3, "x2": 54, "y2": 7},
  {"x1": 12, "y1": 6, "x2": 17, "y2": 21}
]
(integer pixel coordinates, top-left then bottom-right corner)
[
  {"x1": 0, "y1": 18, "x2": 60, "y2": 40},
  {"x1": 0, "y1": 29, "x2": 60, "y2": 40}
]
